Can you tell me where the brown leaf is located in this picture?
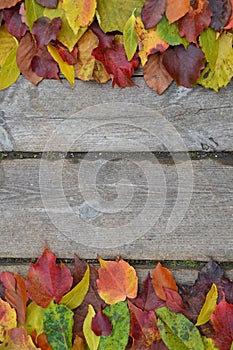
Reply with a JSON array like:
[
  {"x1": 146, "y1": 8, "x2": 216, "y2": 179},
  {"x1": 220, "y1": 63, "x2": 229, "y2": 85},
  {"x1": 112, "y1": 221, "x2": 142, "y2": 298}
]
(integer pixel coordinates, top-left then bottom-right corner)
[
  {"x1": 178, "y1": 0, "x2": 212, "y2": 44},
  {"x1": 16, "y1": 32, "x2": 43, "y2": 85},
  {"x1": 152, "y1": 263, "x2": 178, "y2": 301},
  {"x1": 3, "y1": 3, "x2": 28, "y2": 39},
  {"x1": 209, "y1": 0, "x2": 232, "y2": 31},
  {"x1": 224, "y1": 0, "x2": 233, "y2": 28},
  {"x1": 31, "y1": 330, "x2": 52, "y2": 350},
  {"x1": 32, "y1": 17, "x2": 62, "y2": 49},
  {"x1": 31, "y1": 46, "x2": 60, "y2": 79},
  {"x1": 166, "y1": 0, "x2": 190, "y2": 23},
  {"x1": 162, "y1": 44, "x2": 205, "y2": 88},
  {"x1": 142, "y1": 0, "x2": 166, "y2": 29},
  {"x1": 143, "y1": 53, "x2": 173, "y2": 95},
  {"x1": 0, "y1": 0, "x2": 21, "y2": 10}
]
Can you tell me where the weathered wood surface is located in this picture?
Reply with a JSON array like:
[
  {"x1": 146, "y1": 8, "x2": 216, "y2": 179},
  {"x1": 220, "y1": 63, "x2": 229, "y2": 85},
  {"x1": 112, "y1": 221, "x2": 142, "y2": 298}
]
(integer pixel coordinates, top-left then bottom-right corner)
[
  {"x1": 0, "y1": 76, "x2": 232, "y2": 152},
  {"x1": 0, "y1": 156, "x2": 232, "y2": 260}
]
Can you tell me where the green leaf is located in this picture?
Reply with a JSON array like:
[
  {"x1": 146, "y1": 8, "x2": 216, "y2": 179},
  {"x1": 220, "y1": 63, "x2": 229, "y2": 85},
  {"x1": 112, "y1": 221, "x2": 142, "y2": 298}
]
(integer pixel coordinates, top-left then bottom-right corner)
[
  {"x1": 157, "y1": 15, "x2": 188, "y2": 47},
  {"x1": 98, "y1": 301, "x2": 130, "y2": 350},
  {"x1": 96, "y1": 0, "x2": 145, "y2": 33},
  {"x1": 196, "y1": 284, "x2": 218, "y2": 326},
  {"x1": 47, "y1": 44, "x2": 75, "y2": 87},
  {"x1": 83, "y1": 304, "x2": 100, "y2": 350},
  {"x1": 60, "y1": 265, "x2": 90, "y2": 308},
  {"x1": 123, "y1": 9, "x2": 138, "y2": 61},
  {"x1": 156, "y1": 307, "x2": 205, "y2": 350},
  {"x1": 24, "y1": 301, "x2": 46, "y2": 337},
  {"x1": 198, "y1": 31, "x2": 233, "y2": 91},
  {"x1": 199, "y1": 27, "x2": 217, "y2": 70},
  {"x1": 44, "y1": 301, "x2": 74, "y2": 350},
  {"x1": 231, "y1": 341, "x2": 233, "y2": 350},
  {"x1": 25, "y1": 0, "x2": 44, "y2": 31},
  {"x1": 62, "y1": 0, "x2": 96, "y2": 34},
  {"x1": 202, "y1": 336, "x2": 219, "y2": 349},
  {"x1": 0, "y1": 40, "x2": 20, "y2": 90},
  {"x1": 44, "y1": 4, "x2": 86, "y2": 51}
]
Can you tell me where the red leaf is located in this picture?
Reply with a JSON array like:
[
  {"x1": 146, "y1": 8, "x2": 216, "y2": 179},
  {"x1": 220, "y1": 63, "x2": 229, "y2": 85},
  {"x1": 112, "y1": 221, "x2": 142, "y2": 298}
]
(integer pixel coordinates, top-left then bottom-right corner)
[
  {"x1": 128, "y1": 300, "x2": 160, "y2": 349},
  {"x1": 35, "y1": 0, "x2": 58, "y2": 8},
  {"x1": 141, "y1": 0, "x2": 166, "y2": 29},
  {"x1": 178, "y1": 0, "x2": 212, "y2": 44},
  {"x1": 8, "y1": 327, "x2": 39, "y2": 349},
  {"x1": 3, "y1": 3, "x2": 28, "y2": 39},
  {"x1": 56, "y1": 41, "x2": 78, "y2": 65},
  {"x1": 0, "y1": 272, "x2": 28, "y2": 324},
  {"x1": 209, "y1": 0, "x2": 232, "y2": 31},
  {"x1": 162, "y1": 44, "x2": 204, "y2": 88},
  {"x1": 143, "y1": 53, "x2": 173, "y2": 95},
  {"x1": 16, "y1": 32, "x2": 43, "y2": 85},
  {"x1": 211, "y1": 296, "x2": 233, "y2": 350},
  {"x1": 132, "y1": 273, "x2": 165, "y2": 311},
  {"x1": 0, "y1": 0, "x2": 21, "y2": 10},
  {"x1": 164, "y1": 288, "x2": 186, "y2": 313},
  {"x1": 26, "y1": 245, "x2": 73, "y2": 308},
  {"x1": 152, "y1": 263, "x2": 178, "y2": 301},
  {"x1": 32, "y1": 17, "x2": 62, "y2": 49},
  {"x1": 31, "y1": 330, "x2": 53, "y2": 350},
  {"x1": 31, "y1": 46, "x2": 60, "y2": 79},
  {"x1": 91, "y1": 22, "x2": 139, "y2": 88},
  {"x1": 91, "y1": 308, "x2": 112, "y2": 336}
]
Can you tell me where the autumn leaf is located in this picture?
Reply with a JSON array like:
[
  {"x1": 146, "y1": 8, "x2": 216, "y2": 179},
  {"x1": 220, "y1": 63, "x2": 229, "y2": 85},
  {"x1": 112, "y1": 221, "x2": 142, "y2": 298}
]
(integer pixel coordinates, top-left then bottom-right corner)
[
  {"x1": 209, "y1": 0, "x2": 232, "y2": 31},
  {"x1": 62, "y1": 0, "x2": 96, "y2": 34},
  {"x1": 91, "y1": 308, "x2": 112, "y2": 336},
  {"x1": 0, "y1": 0, "x2": 21, "y2": 10},
  {"x1": 196, "y1": 283, "x2": 218, "y2": 326},
  {"x1": 83, "y1": 304, "x2": 100, "y2": 350},
  {"x1": 0, "y1": 298, "x2": 17, "y2": 342},
  {"x1": 143, "y1": 53, "x2": 173, "y2": 95},
  {"x1": 91, "y1": 23, "x2": 140, "y2": 88},
  {"x1": 32, "y1": 17, "x2": 62, "y2": 49},
  {"x1": 16, "y1": 32, "x2": 43, "y2": 85},
  {"x1": 128, "y1": 300, "x2": 160, "y2": 349},
  {"x1": 98, "y1": 302, "x2": 130, "y2": 350},
  {"x1": 0, "y1": 272, "x2": 28, "y2": 324},
  {"x1": 225, "y1": 0, "x2": 233, "y2": 29},
  {"x1": 198, "y1": 30, "x2": 233, "y2": 91},
  {"x1": 166, "y1": 0, "x2": 190, "y2": 23},
  {"x1": 178, "y1": 0, "x2": 213, "y2": 44},
  {"x1": 211, "y1": 296, "x2": 233, "y2": 350},
  {"x1": 156, "y1": 307, "x2": 205, "y2": 349},
  {"x1": 6, "y1": 327, "x2": 40, "y2": 349},
  {"x1": 135, "y1": 17, "x2": 169, "y2": 66},
  {"x1": 72, "y1": 335, "x2": 87, "y2": 350},
  {"x1": 24, "y1": 0, "x2": 44, "y2": 31},
  {"x1": 44, "y1": 301, "x2": 74, "y2": 350},
  {"x1": 162, "y1": 44, "x2": 205, "y2": 88},
  {"x1": 97, "y1": 256, "x2": 138, "y2": 304},
  {"x1": 26, "y1": 245, "x2": 73, "y2": 308},
  {"x1": 164, "y1": 287, "x2": 186, "y2": 314},
  {"x1": 3, "y1": 4, "x2": 28, "y2": 39},
  {"x1": 31, "y1": 46, "x2": 60, "y2": 79},
  {"x1": 96, "y1": 0, "x2": 145, "y2": 33},
  {"x1": 141, "y1": 0, "x2": 166, "y2": 29},
  {"x1": 123, "y1": 9, "x2": 138, "y2": 61},
  {"x1": 132, "y1": 273, "x2": 165, "y2": 312},
  {"x1": 152, "y1": 263, "x2": 178, "y2": 301},
  {"x1": 157, "y1": 15, "x2": 189, "y2": 47},
  {"x1": 47, "y1": 44, "x2": 75, "y2": 87},
  {"x1": 31, "y1": 330, "x2": 52, "y2": 350},
  {"x1": 24, "y1": 301, "x2": 46, "y2": 338},
  {"x1": 36, "y1": 0, "x2": 58, "y2": 8}
]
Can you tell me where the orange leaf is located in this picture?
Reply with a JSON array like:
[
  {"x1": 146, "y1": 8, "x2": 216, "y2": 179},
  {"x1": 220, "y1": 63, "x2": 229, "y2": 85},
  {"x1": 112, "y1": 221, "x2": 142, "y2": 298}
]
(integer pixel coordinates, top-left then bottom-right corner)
[
  {"x1": 97, "y1": 257, "x2": 138, "y2": 304},
  {"x1": 31, "y1": 330, "x2": 52, "y2": 350},
  {"x1": 152, "y1": 263, "x2": 178, "y2": 301},
  {"x1": 166, "y1": 0, "x2": 190, "y2": 23},
  {"x1": 8, "y1": 327, "x2": 40, "y2": 349},
  {"x1": 72, "y1": 335, "x2": 87, "y2": 350}
]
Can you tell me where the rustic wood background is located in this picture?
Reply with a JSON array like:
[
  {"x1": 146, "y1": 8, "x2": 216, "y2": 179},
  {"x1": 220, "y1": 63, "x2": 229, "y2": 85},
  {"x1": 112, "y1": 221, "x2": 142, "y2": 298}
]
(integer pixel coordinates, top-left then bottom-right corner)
[{"x1": 0, "y1": 73, "x2": 232, "y2": 284}]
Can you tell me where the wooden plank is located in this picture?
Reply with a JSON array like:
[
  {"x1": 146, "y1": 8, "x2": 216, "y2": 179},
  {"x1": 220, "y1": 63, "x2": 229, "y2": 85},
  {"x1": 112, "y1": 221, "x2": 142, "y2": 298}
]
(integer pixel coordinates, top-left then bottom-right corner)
[
  {"x1": 0, "y1": 76, "x2": 232, "y2": 152},
  {"x1": 0, "y1": 156, "x2": 232, "y2": 260}
]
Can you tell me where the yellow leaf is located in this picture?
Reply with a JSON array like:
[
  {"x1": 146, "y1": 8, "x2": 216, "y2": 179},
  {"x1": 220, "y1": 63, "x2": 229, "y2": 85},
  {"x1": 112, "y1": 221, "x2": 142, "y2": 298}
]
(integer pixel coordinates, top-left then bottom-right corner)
[
  {"x1": 196, "y1": 283, "x2": 218, "y2": 326},
  {"x1": 0, "y1": 298, "x2": 17, "y2": 343},
  {"x1": 62, "y1": 0, "x2": 96, "y2": 34},
  {"x1": 83, "y1": 305, "x2": 99, "y2": 350},
  {"x1": 24, "y1": 301, "x2": 46, "y2": 338},
  {"x1": 135, "y1": 17, "x2": 168, "y2": 66},
  {"x1": 60, "y1": 265, "x2": 90, "y2": 309},
  {"x1": 47, "y1": 44, "x2": 75, "y2": 87},
  {"x1": 0, "y1": 26, "x2": 17, "y2": 66},
  {"x1": 123, "y1": 9, "x2": 138, "y2": 61}
]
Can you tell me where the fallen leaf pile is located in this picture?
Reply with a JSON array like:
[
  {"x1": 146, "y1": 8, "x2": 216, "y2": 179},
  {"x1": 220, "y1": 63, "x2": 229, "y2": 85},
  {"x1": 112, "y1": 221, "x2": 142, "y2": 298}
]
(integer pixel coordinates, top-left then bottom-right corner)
[
  {"x1": 1, "y1": 0, "x2": 233, "y2": 93},
  {"x1": 0, "y1": 245, "x2": 233, "y2": 349}
]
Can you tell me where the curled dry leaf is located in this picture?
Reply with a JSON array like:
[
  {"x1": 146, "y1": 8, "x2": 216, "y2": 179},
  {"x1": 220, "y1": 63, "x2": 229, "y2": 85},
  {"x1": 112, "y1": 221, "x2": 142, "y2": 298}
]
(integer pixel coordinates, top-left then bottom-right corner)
[
  {"x1": 143, "y1": 53, "x2": 173, "y2": 94},
  {"x1": 16, "y1": 32, "x2": 43, "y2": 85}
]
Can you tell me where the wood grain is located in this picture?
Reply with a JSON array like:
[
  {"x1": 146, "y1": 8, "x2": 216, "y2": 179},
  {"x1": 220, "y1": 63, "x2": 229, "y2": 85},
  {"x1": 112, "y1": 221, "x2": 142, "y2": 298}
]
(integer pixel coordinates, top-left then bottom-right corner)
[
  {"x1": 0, "y1": 76, "x2": 232, "y2": 152},
  {"x1": 0, "y1": 156, "x2": 232, "y2": 260}
]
